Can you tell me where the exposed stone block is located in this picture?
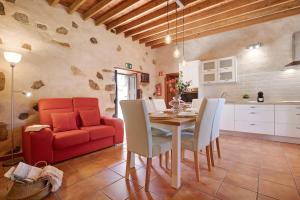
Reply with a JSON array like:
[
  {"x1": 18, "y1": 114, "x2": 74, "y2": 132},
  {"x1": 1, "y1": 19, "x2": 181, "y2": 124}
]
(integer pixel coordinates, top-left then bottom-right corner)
[
  {"x1": 22, "y1": 43, "x2": 32, "y2": 51},
  {"x1": 89, "y1": 80, "x2": 100, "y2": 90},
  {"x1": 0, "y1": 2, "x2": 5, "y2": 15},
  {"x1": 37, "y1": 23, "x2": 47, "y2": 30},
  {"x1": 56, "y1": 26, "x2": 68, "y2": 35},
  {"x1": 96, "y1": 72, "x2": 103, "y2": 80},
  {"x1": 102, "y1": 69, "x2": 113, "y2": 73},
  {"x1": 51, "y1": 40, "x2": 71, "y2": 48},
  {"x1": 18, "y1": 113, "x2": 29, "y2": 120},
  {"x1": 70, "y1": 65, "x2": 84, "y2": 76},
  {"x1": 117, "y1": 45, "x2": 122, "y2": 52},
  {"x1": 0, "y1": 72, "x2": 5, "y2": 91},
  {"x1": 5, "y1": 0, "x2": 16, "y2": 3},
  {"x1": 90, "y1": 37, "x2": 98, "y2": 44},
  {"x1": 31, "y1": 80, "x2": 45, "y2": 89},
  {"x1": 13, "y1": 12, "x2": 29, "y2": 24},
  {"x1": 72, "y1": 21, "x2": 78, "y2": 29},
  {"x1": 105, "y1": 84, "x2": 115, "y2": 92}
]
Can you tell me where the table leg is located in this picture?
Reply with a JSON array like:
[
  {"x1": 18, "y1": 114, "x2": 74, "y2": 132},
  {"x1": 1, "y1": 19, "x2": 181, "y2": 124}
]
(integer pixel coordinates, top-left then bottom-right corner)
[
  {"x1": 130, "y1": 153, "x2": 135, "y2": 168},
  {"x1": 171, "y1": 126, "x2": 181, "y2": 189}
]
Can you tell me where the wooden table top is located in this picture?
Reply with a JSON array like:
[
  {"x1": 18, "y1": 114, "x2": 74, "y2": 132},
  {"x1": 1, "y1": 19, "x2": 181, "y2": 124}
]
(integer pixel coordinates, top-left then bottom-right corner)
[{"x1": 150, "y1": 114, "x2": 196, "y2": 126}]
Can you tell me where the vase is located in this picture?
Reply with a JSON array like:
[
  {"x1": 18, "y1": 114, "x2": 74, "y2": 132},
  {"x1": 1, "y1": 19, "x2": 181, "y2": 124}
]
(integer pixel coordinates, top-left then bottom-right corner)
[{"x1": 169, "y1": 95, "x2": 184, "y2": 113}]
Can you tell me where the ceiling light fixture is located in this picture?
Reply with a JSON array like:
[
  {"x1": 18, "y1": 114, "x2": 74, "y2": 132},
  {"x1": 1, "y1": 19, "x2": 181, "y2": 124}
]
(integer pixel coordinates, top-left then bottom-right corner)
[
  {"x1": 247, "y1": 42, "x2": 262, "y2": 50},
  {"x1": 165, "y1": 0, "x2": 172, "y2": 44},
  {"x1": 173, "y1": 7, "x2": 180, "y2": 58}
]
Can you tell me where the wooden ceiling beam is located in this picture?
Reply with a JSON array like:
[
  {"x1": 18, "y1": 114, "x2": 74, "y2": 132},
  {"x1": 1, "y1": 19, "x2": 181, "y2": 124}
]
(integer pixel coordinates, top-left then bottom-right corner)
[
  {"x1": 82, "y1": 0, "x2": 112, "y2": 20},
  {"x1": 152, "y1": 7, "x2": 300, "y2": 48},
  {"x1": 124, "y1": 0, "x2": 226, "y2": 37},
  {"x1": 68, "y1": 0, "x2": 88, "y2": 14},
  {"x1": 48, "y1": 0, "x2": 60, "y2": 6},
  {"x1": 150, "y1": 2, "x2": 300, "y2": 48},
  {"x1": 140, "y1": 0, "x2": 289, "y2": 44},
  {"x1": 114, "y1": 0, "x2": 198, "y2": 34},
  {"x1": 95, "y1": 0, "x2": 139, "y2": 25},
  {"x1": 133, "y1": 0, "x2": 258, "y2": 41},
  {"x1": 106, "y1": 0, "x2": 166, "y2": 30}
]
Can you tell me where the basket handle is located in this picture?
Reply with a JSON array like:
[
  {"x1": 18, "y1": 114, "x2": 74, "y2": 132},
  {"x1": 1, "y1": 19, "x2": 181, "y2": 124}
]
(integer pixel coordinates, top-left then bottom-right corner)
[{"x1": 34, "y1": 161, "x2": 48, "y2": 168}]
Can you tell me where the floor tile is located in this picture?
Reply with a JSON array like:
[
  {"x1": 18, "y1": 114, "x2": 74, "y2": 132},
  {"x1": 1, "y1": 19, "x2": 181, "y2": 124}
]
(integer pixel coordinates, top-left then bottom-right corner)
[
  {"x1": 102, "y1": 178, "x2": 143, "y2": 200},
  {"x1": 216, "y1": 182, "x2": 257, "y2": 200},
  {"x1": 258, "y1": 179, "x2": 300, "y2": 200},
  {"x1": 170, "y1": 185, "x2": 214, "y2": 200},
  {"x1": 259, "y1": 168, "x2": 296, "y2": 187},
  {"x1": 223, "y1": 172, "x2": 258, "y2": 192}
]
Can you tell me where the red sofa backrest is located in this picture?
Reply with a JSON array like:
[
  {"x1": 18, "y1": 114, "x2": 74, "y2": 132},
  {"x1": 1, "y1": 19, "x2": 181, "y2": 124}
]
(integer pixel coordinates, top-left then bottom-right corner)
[
  {"x1": 39, "y1": 98, "x2": 74, "y2": 127},
  {"x1": 73, "y1": 97, "x2": 101, "y2": 127}
]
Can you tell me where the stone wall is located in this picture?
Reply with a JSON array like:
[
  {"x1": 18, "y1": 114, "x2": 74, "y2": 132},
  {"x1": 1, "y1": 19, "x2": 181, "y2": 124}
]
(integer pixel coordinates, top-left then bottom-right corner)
[
  {"x1": 0, "y1": 0, "x2": 157, "y2": 156},
  {"x1": 155, "y1": 14, "x2": 300, "y2": 102}
]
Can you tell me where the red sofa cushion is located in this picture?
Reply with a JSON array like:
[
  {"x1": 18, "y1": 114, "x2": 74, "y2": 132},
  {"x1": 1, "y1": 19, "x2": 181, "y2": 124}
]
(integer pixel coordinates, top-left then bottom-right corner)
[
  {"x1": 51, "y1": 112, "x2": 78, "y2": 133},
  {"x1": 53, "y1": 130, "x2": 89, "y2": 150},
  {"x1": 79, "y1": 110, "x2": 100, "y2": 127},
  {"x1": 73, "y1": 98, "x2": 101, "y2": 127},
  {"x1": 81, "y1": 125, "x2": 115, "y2": 141},
  {"x1": 39, "y1": 98, "x2": 74, "y2": 127}
]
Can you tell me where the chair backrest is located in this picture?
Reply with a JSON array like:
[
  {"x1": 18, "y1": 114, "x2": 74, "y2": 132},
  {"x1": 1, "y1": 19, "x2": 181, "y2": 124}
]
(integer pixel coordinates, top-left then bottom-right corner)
[
  {"x1": 120, "y1": 100, "x2": 152, "y2": 157},
  {"x1": 39, "y1": 98, "x2": 73, "y2": 127},
  {"x1": 193, "y1": 98, "x2": 219, "y2": 150},
  {"x1": 144, "y1": 99, "x2": 156, "y2": 113},
  {"x1": 191, "y1": 98, "x2": 203, "y2": 109},
  {"x1": 211, "y1": 99, "x2": 226, "y2": 140},
  {"x1": 152, "y1": 99, "x2": 166, "y2": 112}
]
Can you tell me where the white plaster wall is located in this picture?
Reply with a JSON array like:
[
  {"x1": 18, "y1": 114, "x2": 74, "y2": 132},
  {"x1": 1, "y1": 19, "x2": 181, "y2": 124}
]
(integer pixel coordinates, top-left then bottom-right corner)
[
  {"x1": 155, "y1": 14, "x2": 300, "y2": 102},
  {"x1": 0, "y1": 0, "x2": 157, "y2": 155}
]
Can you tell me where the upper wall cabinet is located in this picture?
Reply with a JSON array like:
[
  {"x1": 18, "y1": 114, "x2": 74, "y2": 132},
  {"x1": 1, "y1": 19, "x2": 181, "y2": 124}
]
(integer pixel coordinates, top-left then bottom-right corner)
[
  {"x1": 202, "y1": 56, "x2": 237, "y2": 84},
  {"x1": 179, "y1": 60, "x2": 201, "y2": 88}
]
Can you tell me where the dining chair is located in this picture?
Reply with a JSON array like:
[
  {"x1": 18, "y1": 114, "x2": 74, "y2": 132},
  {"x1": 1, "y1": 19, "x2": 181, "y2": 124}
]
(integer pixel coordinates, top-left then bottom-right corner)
[
  {"x1": 181, "y1": 98, "x2": 219, "y2": 182},
  {"x1": 144, "y1": 99, "x2": 156, "y2": 113},
  {"x1": 152, "y1": 99, "x2": 167, "y2": 112},
  {"x1": 209, "y1": 98, "x2": 225, "y2": 166},
  {"x1": 191, "y1": 98, "x2": 203, "y2": 111},
  {"x1": 120, "y1": 100, "x2": 172, "y2": 191}
]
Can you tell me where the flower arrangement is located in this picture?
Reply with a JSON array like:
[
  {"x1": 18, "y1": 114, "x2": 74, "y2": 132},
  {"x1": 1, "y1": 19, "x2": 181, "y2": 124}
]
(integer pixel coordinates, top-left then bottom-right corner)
[{"x1": 168, "y1": 71, "x2": 191, "y2": 96}]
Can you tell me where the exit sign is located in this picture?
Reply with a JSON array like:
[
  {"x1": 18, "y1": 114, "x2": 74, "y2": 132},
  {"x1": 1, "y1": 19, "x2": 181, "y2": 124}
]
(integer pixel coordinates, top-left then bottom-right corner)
[{"x1": 125, "y1": 63, "x2": 132, "y2": 69}]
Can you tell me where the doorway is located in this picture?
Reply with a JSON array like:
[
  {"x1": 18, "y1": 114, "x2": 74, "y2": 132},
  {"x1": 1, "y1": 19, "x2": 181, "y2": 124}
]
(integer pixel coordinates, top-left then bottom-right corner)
[{"x1": 115, "y1": 72, "x2": 137, "y2": 119}]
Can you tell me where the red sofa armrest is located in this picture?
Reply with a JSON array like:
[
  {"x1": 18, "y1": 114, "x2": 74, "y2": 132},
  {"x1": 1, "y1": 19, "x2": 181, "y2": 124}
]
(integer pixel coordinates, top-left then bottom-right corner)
[
  {"x1": 101, "y1": 116, "x2": 124, "y2": 144},
  {"x1": 22, "y1": 127, "x2": 54, "y2": 165}
]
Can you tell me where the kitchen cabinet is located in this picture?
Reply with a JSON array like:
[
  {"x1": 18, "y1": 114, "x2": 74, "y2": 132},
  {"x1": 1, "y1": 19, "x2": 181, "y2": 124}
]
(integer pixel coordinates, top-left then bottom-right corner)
[
  {"x1": 221, "y1": 103, "x2": 300, "y2": 138},
  {"x1": 179, "y1": 60, "x2": 201, "y2": 88},
  {"x1": 202, "y1": 56, "x2": 237, "y2": 84},
  {"x1": 220, "y1": 104, "x2": 235, "y2": 131},
  {"x1": 275, "y1": 105, "x2": 300, "y2": 138}
]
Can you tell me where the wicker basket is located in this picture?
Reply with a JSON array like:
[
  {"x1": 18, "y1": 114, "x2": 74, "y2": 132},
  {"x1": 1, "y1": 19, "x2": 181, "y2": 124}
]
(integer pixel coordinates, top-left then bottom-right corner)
[{"x1": 5, "y1": 161, "x2": 52, "y2": 200}]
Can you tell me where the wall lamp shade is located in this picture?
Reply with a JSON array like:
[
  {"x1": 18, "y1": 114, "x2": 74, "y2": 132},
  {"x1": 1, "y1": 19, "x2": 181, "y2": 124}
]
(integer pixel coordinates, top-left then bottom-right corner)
[{"x1": 4, "y1": 52, "x2": 22, "y2": 64}]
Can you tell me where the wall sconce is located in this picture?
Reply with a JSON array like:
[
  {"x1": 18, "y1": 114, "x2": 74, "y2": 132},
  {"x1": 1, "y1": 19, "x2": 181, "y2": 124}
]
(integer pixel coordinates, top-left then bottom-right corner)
[{"x1": 247, "y1": 42, "x2": 262, "y2": 50}]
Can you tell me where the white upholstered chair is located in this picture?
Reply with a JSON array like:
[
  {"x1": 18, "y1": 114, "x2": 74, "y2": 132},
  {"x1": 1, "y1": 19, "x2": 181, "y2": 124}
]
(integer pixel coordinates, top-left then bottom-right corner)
[
  {"x1": 191, "y1": 98, "x2": 203, "y2": 111},
  {"x1": 209, "y1": 98, "x2": 225, "y2": 166},
  {"x1": 152, "y1": 99, "x2": 167, "y2": 112},
  {"x1": 181, "y1": 98, "x2": 219, "y2": 181},
  {"x1": 120, "y1": 100, "x2": 172, "y2": 191}
]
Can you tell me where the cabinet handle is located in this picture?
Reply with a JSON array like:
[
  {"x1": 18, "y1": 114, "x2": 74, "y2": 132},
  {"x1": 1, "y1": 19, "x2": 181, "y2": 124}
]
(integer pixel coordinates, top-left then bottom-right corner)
[
  {"x1": 297, "y1": 127, "x2": 300, "y2": 130},
  {"x1": 250, "y1": 123, "x2": 256, "y2": 126},
  {"x1": 250, "y1": 106, "x2": 256, "y2": 108},
  {"x1": 250, "y1": 112, "x2": 256, "y2": 114},
  {"x1": 296, "y1": 114, "x2": 300, "y2": 116}
]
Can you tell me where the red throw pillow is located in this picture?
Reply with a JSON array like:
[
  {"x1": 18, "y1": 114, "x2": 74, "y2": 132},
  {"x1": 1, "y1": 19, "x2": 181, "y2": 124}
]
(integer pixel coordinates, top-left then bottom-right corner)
[
  {"x1": 51, "y1": 112, "x2": 78, "y2": 133},
  {"x1": 79, "y1": 110, "x2": 100, "y2": 127}
]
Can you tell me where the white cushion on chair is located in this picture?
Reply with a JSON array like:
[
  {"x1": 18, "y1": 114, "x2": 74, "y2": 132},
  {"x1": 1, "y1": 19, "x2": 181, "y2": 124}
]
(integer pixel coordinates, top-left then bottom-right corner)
[
  {"x1": 151, "y1": 127, "x2": 172, "y2": 136},
  {"x1": 181, "y1": 132, "x2": 195, "y2": 151},
  {"x1": 152, "y1": 136, "x2": 172, "y2": 157}
]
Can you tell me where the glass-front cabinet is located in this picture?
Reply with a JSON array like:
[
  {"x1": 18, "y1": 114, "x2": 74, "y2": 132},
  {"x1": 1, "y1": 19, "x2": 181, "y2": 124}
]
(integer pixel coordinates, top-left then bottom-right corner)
[{"x1": 202, "y1": 56, "x2": 237, "y2": 84}]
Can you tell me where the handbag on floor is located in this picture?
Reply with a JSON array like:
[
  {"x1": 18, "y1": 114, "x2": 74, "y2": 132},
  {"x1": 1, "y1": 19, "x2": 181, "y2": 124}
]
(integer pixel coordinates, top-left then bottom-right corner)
[{"x1": 5, "y1": 161, "x2": 52, "y2": 200}]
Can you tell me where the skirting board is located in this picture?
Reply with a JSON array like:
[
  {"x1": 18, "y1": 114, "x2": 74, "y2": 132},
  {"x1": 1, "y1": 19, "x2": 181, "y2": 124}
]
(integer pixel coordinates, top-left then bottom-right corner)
[{"x1": 221, "y1": 130, "x2": 300, "y2": 144}]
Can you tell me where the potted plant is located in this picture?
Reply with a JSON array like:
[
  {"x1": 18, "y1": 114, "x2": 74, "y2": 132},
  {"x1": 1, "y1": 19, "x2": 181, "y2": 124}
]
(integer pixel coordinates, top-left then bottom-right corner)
[{"x1": 242, "y1": 94, "x2": 250, "y2": 102}]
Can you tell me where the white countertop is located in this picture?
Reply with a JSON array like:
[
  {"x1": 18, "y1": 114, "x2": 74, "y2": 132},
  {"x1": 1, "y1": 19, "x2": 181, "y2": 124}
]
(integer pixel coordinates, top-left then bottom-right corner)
[{"x1": 226, "y1": 100, "x2": 300, "y2": 105}]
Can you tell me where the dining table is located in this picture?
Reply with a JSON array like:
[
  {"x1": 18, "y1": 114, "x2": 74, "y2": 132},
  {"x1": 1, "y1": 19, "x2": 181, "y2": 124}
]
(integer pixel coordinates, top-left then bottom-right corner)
[{"x1": 129, "y1": 112, "x2": 197, "y2": 189}]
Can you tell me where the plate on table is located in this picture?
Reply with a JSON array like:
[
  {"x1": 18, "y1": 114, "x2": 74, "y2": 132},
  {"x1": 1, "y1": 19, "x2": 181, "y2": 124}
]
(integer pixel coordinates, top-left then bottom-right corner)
[
  {"x1": 177, "y1": 112, "x2": 197, "y2": 118},
  {"x1": 150, "y1": 113, "x2": 173, "y2": 120},
  {"x1": 163, "y1": 109, "x2": 174, "y2": 113},
  {"x1": 185, "y1": 108, "x2": 199, "y2": 113}
]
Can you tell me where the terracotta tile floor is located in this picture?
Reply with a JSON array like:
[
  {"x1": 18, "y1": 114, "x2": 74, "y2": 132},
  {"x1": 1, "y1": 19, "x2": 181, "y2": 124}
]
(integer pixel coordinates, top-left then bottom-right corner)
[{"x1": 1, "y1": 134, "x2": 300, "y2": 200}]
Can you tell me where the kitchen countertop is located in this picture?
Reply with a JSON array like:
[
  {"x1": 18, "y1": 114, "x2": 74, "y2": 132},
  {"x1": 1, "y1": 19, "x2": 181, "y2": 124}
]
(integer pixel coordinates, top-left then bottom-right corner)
[{"x1": 226, "y1": 101, "x2": 300, "y2": 105}]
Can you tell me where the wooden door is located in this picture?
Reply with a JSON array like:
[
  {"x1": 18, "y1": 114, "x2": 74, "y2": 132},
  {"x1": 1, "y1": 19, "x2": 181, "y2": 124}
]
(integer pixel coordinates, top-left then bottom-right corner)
[{"x1": 165, "y1": 73, "x2": 179, "y2": 108}]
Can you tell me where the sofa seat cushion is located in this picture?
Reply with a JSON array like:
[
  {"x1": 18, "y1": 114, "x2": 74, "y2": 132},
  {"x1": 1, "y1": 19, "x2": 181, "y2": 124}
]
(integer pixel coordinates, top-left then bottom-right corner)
[
  {"x1": 81, "y1": 125, "x2": 115, "y2": 141},
  {"x1": 53, "y1": 130, "x2": 89, "y2": 150}
]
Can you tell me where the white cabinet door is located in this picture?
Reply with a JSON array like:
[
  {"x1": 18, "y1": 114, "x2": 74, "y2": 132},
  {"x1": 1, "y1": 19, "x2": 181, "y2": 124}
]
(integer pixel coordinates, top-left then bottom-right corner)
[
  {"x1": 179, "y1": 60, "x2": 201, "y2": 88},
  {"x1": 235, "y1": 110, "x2": 274, "y2": 123},
  {"x1": 218, "y1": 57, "x2": 237, "y2": 83},
  {"x1": 235, "y1": 104, "x2": 274, "y2": 111},
  {"x1": 275, "y1": 123, "x2": 300, "y2": 138},
  {"x1": 202, "y1": 60, "x2": 217, "y2": 84},
  {"x1": 220, "y1": 104, "x2": 235, "y2": 131}
]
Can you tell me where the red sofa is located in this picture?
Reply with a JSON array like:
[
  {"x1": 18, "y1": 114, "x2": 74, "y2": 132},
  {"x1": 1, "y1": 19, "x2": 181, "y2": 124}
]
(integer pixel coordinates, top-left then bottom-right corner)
[{"x1": 22, "y1": 97, "x2": 124, "y2": 165}]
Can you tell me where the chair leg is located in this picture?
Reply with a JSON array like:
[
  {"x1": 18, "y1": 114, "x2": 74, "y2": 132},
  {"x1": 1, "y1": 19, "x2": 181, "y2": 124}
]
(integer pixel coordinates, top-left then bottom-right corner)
[
  {"x1": 165, "y1": 151, "x2": 169, "y2": 169},
  {"x1": 194, "y1": 151, "x2": 200, "y2": 182},
  {"x1": 159, "y1": 154, "x2": 162, "y2": 167},
  {"x1": 205, "y1": 146, "x2": 211, "y2": 171},
  {"x1": 216, "y1": 137, "x2": 221, "y2": 158},
  {"x1": 125, "y1": 151, "x2": 131, "y2": 179},
  {"x1": 210, "y1": 142, "x2": 215, "y2": 167},
  {"x1": 145, "y1": 158, "x2": 152, "y2": 192}
]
